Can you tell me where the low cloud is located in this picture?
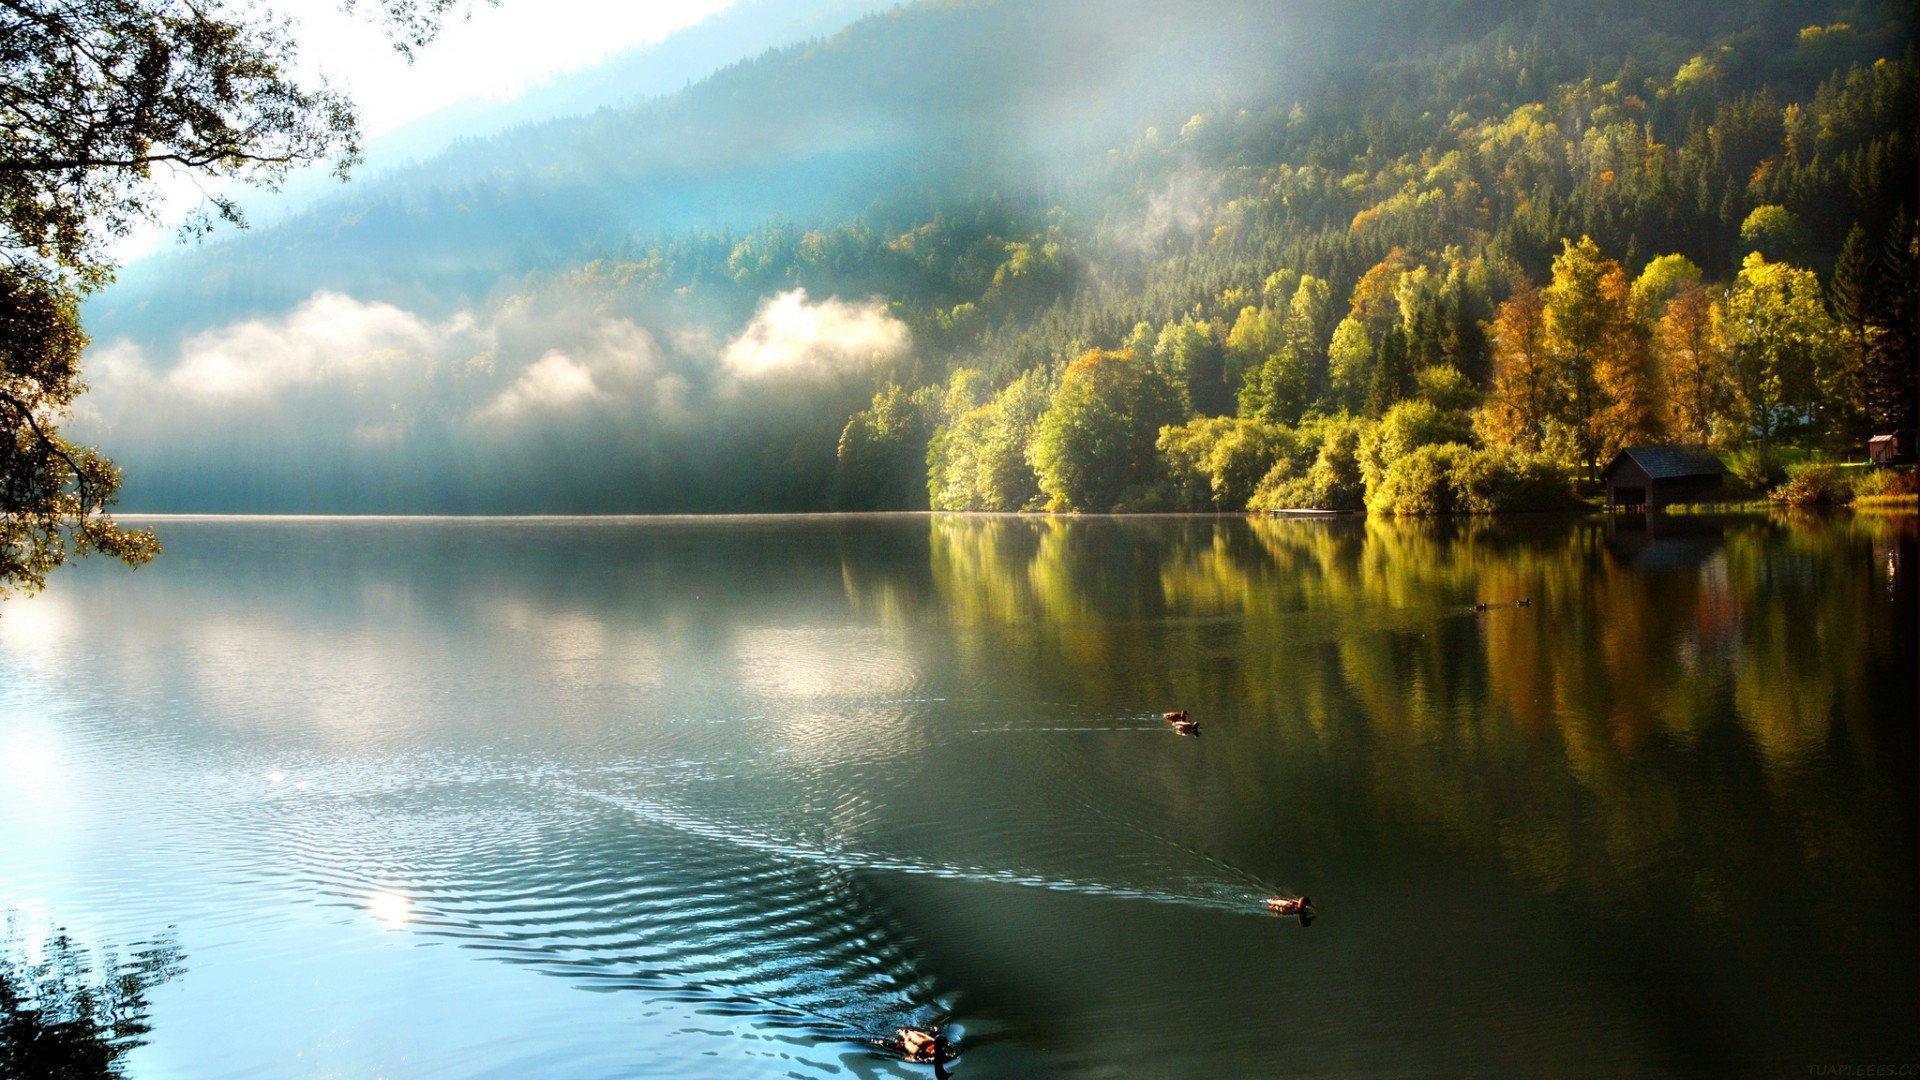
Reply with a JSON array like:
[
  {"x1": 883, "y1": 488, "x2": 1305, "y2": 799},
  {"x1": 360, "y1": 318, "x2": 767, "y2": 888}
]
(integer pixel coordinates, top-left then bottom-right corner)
[
  {"x1": 477, "y1": 350, "x2": 602, "y2": 420},
  {"x1": 162, "y1": 292, "x2": 473, "y2": 401},
  {"x1": 72, "y1": 287, "x2": 905, "y2": 511},
  {"x1": 720, "y1": 289, "x2": 909, "y2": 378}
]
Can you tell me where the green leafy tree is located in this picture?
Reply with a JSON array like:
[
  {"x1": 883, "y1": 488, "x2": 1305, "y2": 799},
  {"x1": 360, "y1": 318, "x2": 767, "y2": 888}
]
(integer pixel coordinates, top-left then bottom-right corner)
[
  {"x1": 1718, "y1": 252, "x2": 1838, "y2": 454},
  {"x1": 1030, "y1": 349, "x2": 1184, "y2": 512},
  {"x1": 834, "y1": 384, "x2": 940, "y2": 510},
  {"x1": 1223, "y1": 305, "x2": 1284, "y2": 395},
  {"x1": 1739, "y1": 205, "x2": 1809, "y2": 262},
  {"x1": 1542, "y1": 237, "x2": 1638, "y2": 478},
  {"x1": 928, "y1": 368, "x2": 1050, "y2": 511},
  {"x1": 0, "y1": 0, "x2": 451, "y2": 593},
  {"x1": 1325, "y1": 317, "x2": 1373, "y2": 413},
  {"x1": 1152, "y1": 317, "x2": 1229, "y2": 417},
  {"x1": 1628, "y1": 254, "x2": 1703, "y2": 325},
  {"x1": 1158, "y1": 417, "x2": 1295, "y2": 510}
]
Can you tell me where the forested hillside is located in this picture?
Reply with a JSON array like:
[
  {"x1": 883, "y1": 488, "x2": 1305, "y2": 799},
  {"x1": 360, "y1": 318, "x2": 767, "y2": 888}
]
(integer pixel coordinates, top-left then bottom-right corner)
[{"x1": 82, "y1": 0, "x2": 1917, "y2": 513}]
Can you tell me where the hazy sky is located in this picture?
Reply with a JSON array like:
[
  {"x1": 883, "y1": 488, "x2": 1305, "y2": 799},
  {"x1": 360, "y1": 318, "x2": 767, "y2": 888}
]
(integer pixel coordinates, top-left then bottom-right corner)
[
  {"x1": 282, "y1": 0, "x2": 739, "y2": 137},
  {"x1": 115, "y1": 0, "x2": 738, "y2": 261}
]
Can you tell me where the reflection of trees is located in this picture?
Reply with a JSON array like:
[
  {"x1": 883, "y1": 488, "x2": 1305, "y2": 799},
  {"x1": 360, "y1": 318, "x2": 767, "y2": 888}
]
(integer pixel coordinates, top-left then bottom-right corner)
[
  {"x1": 879, "y1": 512, "x2": 1918, "y2": 918},
  {"x1": 0, "y1": 919, "x2": 184, "y2": 1078}
]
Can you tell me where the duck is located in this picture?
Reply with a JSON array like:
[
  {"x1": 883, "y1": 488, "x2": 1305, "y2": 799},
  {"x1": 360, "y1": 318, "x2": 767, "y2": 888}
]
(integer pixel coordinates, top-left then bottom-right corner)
[
  {"x1": 1165, "y1": 712, "x2": 1200, "y2": 736},
  {"x1": 893, "y1": 1027, "x2": 949, "y2": 1062},
  {"x1": 1163, "y1": 709, "x2": 1188, "y2": 721},
  {"x1": 1266, "y1": 895, "x2": 1313, "y2": 915}
]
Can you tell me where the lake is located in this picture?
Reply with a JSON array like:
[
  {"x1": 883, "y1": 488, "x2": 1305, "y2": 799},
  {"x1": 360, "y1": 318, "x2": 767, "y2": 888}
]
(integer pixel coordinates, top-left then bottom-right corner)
[{"x1": 1, "y1": 513, "x2": 1914, "y2": 1077}]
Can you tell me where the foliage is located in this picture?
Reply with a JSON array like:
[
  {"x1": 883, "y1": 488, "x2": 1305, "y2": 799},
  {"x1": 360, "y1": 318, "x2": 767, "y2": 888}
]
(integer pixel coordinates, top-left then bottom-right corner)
[
  {"x1": 28, "y1": 0, "x2": 1918, "y2": 518},
  {"x1": 1449, "y1": 447, "x2": 1576, "y2": 513},
  {"x1": 1030, "y1": 349, "x2": 1185, "y2": 512},
  {"x1": 1718, "y1": 252, "x2": 1838, "y2": 452},
  {"x1": 1849, "y1": 466, "x2": 1918, "y2": 502},
  {"x1": 1723, "y1": 445, "x2": 1785, "y2": 492},
  {"x1": 1248, "y1": 415, "x2": 1367, "y2": 512},
  {"x1": 1159, "y1": 417, "x2": 1297, "y2": 511},
  {"x1": 0, "y1": 270, "x2": 158, "y2": 594},
  {"x1": 1768, "y1": 462, "x2": 1853, "y2": 505},
  {"x1": 1359, "y1": 400, "x2": 1473, "y2": 492},
  {"x1": 0, "y1": 0, "x2": 447, "y2": 593},
  {"x1": 1367, "y1": 442, "x2": 1473, "y2": 516},
  {"x1": 834, "y1": 383, "x2": 941, "y2": 510},
  {"x1": 927, "y1": 367, "x2": 1051, "y2": 511},
  {"x1": 0, "y1": 920, "x2": 185, "y2": 1079}
]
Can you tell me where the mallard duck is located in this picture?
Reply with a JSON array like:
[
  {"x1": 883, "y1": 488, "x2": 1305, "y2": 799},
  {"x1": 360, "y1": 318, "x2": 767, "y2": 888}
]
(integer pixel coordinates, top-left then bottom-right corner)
[
  {"x1": 1266, "y1": 895, "x2": 1313, "y2": 915},
  {"x1": 1163, "y1": 709, "x2": 1188, "y2": 721},
  {"x1": 894, "y1": 1028, "x2": 948, "y2": 1062}
]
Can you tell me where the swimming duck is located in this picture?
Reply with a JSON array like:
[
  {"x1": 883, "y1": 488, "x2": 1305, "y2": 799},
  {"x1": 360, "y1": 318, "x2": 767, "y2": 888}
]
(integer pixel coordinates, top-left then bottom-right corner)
[
  {"x1": 893, "y1": 1028, "x2": 949, "y2": 1062},
  {"x1": 1167, "y1": 714, "x2": 1200, "y2": 736},
  {"x1": 1266, "y1": 895, "x2": 1313, "y2": 915},
  {"x1": 1163, "y1": 710, "x2": 1188, "y2": 721}
]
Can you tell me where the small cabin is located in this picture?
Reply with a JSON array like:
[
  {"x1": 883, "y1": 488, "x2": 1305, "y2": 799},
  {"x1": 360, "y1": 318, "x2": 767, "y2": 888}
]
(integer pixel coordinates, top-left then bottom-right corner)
[
  {"x1": 1600, "y1": 447, "x2": 1726, "y2": 511},
  {"x1": 1868, "y1": 431, "x2": 1915, "y2": 465}
]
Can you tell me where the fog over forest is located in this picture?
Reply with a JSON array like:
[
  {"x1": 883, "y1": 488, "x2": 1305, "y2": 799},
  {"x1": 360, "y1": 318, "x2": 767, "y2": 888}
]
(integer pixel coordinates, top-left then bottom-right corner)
[{"x1": 73, "y1": 0, "x2": 1917, "y2": 513}]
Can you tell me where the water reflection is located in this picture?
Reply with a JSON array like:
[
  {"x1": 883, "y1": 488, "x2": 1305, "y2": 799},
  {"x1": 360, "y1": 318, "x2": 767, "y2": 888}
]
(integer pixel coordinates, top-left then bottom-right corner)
[
  {"x1": 0, "y1": 513, "x2": 1912, "y2": 1074},
  {"x1": 0, "y1": 919, "x2": 184, "y2": 1078}
]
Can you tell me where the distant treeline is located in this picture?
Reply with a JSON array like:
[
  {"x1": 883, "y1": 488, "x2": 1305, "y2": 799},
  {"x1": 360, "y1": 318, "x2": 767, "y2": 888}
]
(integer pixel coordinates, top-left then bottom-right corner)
[
  {"x1": 659, "y1": 0, "x2": 1917, "y2": 513},
  {"x1": 93, "y1": 0, "x2": 1918, "y2": 514}
]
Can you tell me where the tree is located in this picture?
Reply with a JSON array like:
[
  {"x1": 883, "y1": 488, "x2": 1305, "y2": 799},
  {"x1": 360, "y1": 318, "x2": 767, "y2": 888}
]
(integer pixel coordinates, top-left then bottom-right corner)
[
  {"x1": 1325, "y1": 317, "x2": 1372, "y2": 413},
  {"x1": 1628, "y1": 254, "x2": 1702, "y2": 325},
  {"x1": 1223, "y1": 304, "x2": 1284, "y2": 394},
  {"x1": 1718, "y1": 252, "x2": 1837, "y2": 455},
  {"x1": 1030, "y1": 349, "x2": 1184, "y2": 512},
  {"x1": 1862, "y1": 212, "x2": 1918, "y2": 437},
  {"x1": 1739, "y1": 205, "x2": 1808, "y2": 262},
  {"x1": 1152, "y1": 317, "x2": 1229, "y2": 416},
  {"x1": 1655, "y1": 285, "x2": 1727, "y2": 445},
  {"x1": 1541, "y1": 237, "x2": 1637, "y2": 478},
  {"x1": 1365, "y1": 325, "x2": 1413, "y2": 417},
  {"x1": 927, "y1": 368, "x2": 1049, "y2": 511},
  {"x1": 834, "y1": 383, "x2": 939, "y2": 510},
  {"x1": 1479, "y1": 284, "x2": 1552, "y2": 451},
  {"x1": 1825, "y1": 225, "x2": 1875, "y2": 443},
  {"x1": 0, "y1": 0, "x2": 435, "y2": 594}
]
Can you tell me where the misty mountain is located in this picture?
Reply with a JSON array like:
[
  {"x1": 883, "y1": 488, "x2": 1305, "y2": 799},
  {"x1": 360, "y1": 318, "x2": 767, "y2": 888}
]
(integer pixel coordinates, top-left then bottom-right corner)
[
  {"x1": 89, "y1": 0, "x2": 1353, "y2": 343},
  {"x1": 248, "y1": 0, "x2": 899, "y2": 224},
  {"x1": 71, "y1": 0, "x2": 1916, "y2": 514}
]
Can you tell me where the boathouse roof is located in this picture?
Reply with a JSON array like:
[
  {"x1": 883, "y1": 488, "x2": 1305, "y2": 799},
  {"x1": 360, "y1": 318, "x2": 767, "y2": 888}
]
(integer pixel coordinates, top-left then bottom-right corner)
[{"x1": 1601, "y1": 447, "x2": 1727, "y2": 480}]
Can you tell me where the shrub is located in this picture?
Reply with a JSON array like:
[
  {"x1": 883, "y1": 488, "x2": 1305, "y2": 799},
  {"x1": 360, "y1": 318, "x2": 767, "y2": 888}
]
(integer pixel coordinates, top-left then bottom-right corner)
[
  {"x1": 1368, "y1": 442, "x2": 1471, "y2": 515},
  {"x1": 1451, "y1": 447, "x2": 1576, "y2": 513},
  {"x1": 1248, "y1": 416, "x2": 1367, "y2": 511},
  {"x1": 1769, "y1": 463, "x2": 1850, "y2": 506},
  {"x1": 1359, "y1": 400, "x2": 1473, "y2": 489},
  {"x1": 1158, "y1": 417, "x2": 1299, "y2": 510},
  {"x1": 1851, "y1": 467, "x2": 1919, "y2": 500},
  {"x1": 1724, "y1": 446, "x2": 1783, "y2": 493}
]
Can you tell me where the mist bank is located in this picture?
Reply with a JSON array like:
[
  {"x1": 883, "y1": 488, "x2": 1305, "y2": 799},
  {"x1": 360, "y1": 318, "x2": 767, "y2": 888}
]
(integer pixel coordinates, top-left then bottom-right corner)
[
  {"x1": 86, "y1": 0, "x2": 1314, "y2": 344},
  {"x1": 79, "y1": 288, "x2": 910, "y2": 513}
]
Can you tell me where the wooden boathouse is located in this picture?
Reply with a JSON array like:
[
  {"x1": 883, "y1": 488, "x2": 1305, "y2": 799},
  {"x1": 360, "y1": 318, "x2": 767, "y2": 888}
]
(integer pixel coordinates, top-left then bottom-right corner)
[{"x1": 1600, "y1": 447, "x2": 1726, "y2": 511}]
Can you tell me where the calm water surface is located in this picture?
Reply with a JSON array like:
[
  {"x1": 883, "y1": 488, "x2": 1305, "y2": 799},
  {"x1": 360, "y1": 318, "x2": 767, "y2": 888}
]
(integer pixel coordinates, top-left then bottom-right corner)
[{"x1": 1, "y1": 514, "x2": 1914, "y2": 1077}]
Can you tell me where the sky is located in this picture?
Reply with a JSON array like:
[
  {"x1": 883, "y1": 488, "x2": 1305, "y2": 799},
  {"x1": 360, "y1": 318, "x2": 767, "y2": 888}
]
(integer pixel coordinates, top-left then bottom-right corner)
[
  {"x1": 278, "y1": 0, "x2": 737, "y2": 139},
  {"x1": 115, "y1": 0, "x2": 738, "y2": 261}
]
